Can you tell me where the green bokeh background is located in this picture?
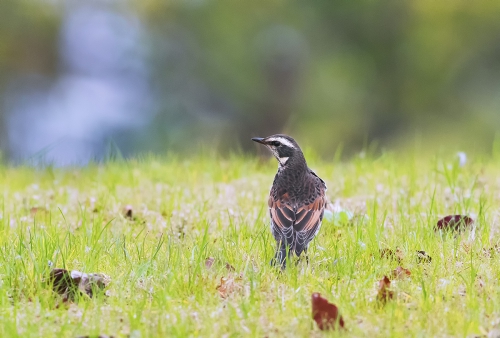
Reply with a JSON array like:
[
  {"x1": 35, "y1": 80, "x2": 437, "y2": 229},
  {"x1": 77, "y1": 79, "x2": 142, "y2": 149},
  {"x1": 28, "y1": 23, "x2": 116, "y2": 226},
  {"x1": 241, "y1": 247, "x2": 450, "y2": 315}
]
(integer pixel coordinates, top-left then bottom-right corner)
[{"x1": 1, "y1": 0, "x2": 500, "y2": 160}]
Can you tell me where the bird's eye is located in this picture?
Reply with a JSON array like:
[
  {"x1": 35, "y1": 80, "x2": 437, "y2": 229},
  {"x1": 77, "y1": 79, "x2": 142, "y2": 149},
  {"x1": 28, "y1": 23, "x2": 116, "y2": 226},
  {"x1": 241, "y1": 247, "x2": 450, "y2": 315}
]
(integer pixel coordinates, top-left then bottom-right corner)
[{"x1": 271, "y1": 141, "x2": 281, "y2": 147}]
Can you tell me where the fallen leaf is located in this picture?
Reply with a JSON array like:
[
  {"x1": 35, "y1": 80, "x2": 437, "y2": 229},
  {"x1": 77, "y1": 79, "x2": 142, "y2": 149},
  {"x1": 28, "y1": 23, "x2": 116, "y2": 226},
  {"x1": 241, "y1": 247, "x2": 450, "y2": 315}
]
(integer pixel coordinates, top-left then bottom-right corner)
[
  {"x1": 50, "y1": 269, "x2": 72, "y2": 300},
  {"x1": 49, "y1": 268, "x2": 110, "y2": 301},
  {"x1": 377, "y1": 276, "x2": 394, "y2": 304},
  {"x1": 380, "y1": 248, "x2": 403, "y2": 262},
  {"x1": 391, "y1": 266, "x2": 411, "y2": 279},
  {"x1": 311, "y1": 293, "x2": 345, "y2": 330},
  {"x1": 225, "y1": 263, "x2": 235, "y2": 272},
  {"x1": 205, "y1": 257, "x2": 215, "y2": 269},
  {"x1": 124, "y1": 205, "x2": 133, "y2": 219},
  {"x1": 380, "y1": 248, "x2": 393, "y2": 259},
  {"x1": 216, "y1": 275, "x2": 242, "y2": 298},
  {"x1": 30, "y1": 207, "x2": 48, "y2": 216},
  {"x1": 482, "y1": 245, "x2": 500, "y2": 257},
  {"x1": 416, "y1": 250, "x2": 432, "y2": 263},
  {"x1": 435, "y1": 215, "x2": 474, "y2": 232}
]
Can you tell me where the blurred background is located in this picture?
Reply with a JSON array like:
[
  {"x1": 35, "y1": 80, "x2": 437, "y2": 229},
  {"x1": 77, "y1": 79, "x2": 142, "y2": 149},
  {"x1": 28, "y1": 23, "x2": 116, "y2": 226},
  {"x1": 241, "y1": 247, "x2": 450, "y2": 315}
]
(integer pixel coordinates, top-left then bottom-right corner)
[{"x1": 1, "y1": 0, "x2": 500, "y2": 165}]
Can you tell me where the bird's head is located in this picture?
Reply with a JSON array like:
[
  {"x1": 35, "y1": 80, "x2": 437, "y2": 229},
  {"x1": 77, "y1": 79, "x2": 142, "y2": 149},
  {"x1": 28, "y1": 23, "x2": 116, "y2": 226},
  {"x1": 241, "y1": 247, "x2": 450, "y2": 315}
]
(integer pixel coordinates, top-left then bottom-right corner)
[{"x1": 252, "y1": 134, "x2": 304, "y2": 167}]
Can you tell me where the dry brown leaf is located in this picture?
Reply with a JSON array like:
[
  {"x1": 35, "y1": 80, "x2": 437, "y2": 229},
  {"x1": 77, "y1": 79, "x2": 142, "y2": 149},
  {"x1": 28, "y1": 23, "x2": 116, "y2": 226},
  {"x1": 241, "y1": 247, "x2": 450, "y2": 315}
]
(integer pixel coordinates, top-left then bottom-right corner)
[
  {"x1": 30, "y1": 207, "x2": 48, "y2": 216},
  {"x1": 123, "y1": 205, "x2": 133, "y2": 219},
  {"x1": 377, "y1": 276, "x2": 394, "y2": 304},
  {"x1": 380, "y1": 248, "x2": 404, "y2": 262},
  {"x1": 391, "y1": 266, "x2": 411, "y2": 280},
  {"x1": 49, "y1": 268, "x2": 110, "y2": 301},
  {"x1": 216, "y1": 275, "x2": 242, "y2": 298},
  {"x1": 416, "y1": 250, "x2": 432, "y2": 263},
  {"x1": 435, "y1": 215, "x2": 474, "y2": 232},
  {"x1": 311, "y1": 292, "x2": 345, "y2": 330},
  {"x1": 205, "y1": 257, "x2": 215, "y2": 269},
  {"x1": 482, "y1": 245, "x2": 500, "y2": 258}
]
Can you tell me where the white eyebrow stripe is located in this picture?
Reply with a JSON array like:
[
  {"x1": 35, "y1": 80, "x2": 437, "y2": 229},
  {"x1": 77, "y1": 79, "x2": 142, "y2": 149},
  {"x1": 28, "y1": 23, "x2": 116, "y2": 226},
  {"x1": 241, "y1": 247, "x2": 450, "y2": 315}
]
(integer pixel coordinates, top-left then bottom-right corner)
[{"x1": 267, "y1": 137, "x2": 296, "y2": 149}]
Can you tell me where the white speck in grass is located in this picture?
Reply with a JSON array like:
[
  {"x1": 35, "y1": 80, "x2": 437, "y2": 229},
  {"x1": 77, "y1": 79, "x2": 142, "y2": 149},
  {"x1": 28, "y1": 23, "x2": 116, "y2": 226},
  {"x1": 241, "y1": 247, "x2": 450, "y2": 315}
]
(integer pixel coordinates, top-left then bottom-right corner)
[
  {"x1": 457, "y1": 152, "x2": 467, "y2": 167},
  {"x1": 129, "y1": 330, "x2": 141, "y2": 338},
  {"x1": 358, "y1": 241, "x2": 366, "y2": 250},
  {"x1": 85, "y1": 246, "x2": 91, "y2": 253},
  {"x1": 48, "y1": 260, "x2": 53, "y2": 267},
  {"x1": 316, "y1": 245, "x2": 325, "y2": 251},
  {"x1": 468, "y1": 224, "x2": 477, "y2": 242},
  {"x1": 323, "y1": 209, "x2": 333, "y2": 221}
]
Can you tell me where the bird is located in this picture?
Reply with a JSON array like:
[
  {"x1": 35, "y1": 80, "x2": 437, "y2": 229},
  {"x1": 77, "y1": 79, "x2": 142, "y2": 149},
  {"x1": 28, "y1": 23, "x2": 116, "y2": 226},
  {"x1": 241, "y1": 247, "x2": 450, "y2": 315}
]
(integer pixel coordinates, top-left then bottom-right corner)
[{"x1": 252, "y1": 134, "x2": 327, "y2": 268}]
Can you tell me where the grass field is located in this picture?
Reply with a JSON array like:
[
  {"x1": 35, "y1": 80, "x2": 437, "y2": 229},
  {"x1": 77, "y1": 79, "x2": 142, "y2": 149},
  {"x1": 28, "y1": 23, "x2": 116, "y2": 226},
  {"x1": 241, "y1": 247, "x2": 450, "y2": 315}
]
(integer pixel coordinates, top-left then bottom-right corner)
[{"x1": 1, "y1": 150, "x2": 500, "y2": 337}]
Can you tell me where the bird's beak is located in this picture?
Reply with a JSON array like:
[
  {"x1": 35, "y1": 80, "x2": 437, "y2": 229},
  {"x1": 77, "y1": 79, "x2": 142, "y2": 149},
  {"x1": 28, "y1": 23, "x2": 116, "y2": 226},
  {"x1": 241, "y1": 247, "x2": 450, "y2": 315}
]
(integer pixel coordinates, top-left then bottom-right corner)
[{"x1": 251, "y1": 137, "x2": 266, "y2": 145}]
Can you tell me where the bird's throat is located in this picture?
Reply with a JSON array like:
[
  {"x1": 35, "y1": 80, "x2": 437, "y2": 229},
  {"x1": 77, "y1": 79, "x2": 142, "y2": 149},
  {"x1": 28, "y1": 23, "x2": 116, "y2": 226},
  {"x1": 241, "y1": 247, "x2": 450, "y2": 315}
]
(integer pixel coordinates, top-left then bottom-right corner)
[{"x1": 278, "y1": 157, "x2": 289, "y2": 166}]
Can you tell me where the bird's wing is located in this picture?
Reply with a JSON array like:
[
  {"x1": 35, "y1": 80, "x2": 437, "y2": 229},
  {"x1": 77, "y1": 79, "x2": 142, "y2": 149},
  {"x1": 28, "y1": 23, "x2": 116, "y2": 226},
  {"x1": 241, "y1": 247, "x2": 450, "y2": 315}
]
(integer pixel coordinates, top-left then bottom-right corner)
[
  {"x1": 309, "y1": 169, "x2": 327, "y2": 190},
  {"x1": 269, "y1": 187, "x2": 326, "y2": 254},
  {"x1": 269, "y1": 194, "x2": 294, "y2": 229},
  {"x1": 293, "y1": 193, "x2": 326, "y2": 232},
  {"x1": 293, "y1": 193, "x2": 327, "y2": 254},
  {"x1": 268, "y1": 193, "x2": 295, "y2": 246}
]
